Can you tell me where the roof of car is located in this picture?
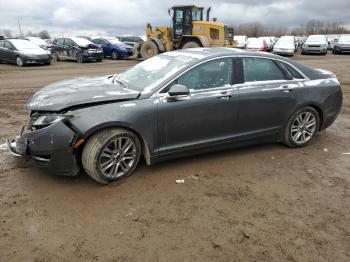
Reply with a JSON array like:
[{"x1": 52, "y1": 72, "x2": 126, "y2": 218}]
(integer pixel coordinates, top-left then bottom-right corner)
[{"x1": 170, "y1": 47, "x2": 282, "y2": 60}]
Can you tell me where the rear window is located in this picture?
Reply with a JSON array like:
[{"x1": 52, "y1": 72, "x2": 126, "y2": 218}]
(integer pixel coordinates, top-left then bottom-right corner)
[
  {"x1": 243, "y1": 57, "x2": 285, "y2": 82},
  {"x1": 281, "y1": 62, "x2": 304, "y2": 79}
]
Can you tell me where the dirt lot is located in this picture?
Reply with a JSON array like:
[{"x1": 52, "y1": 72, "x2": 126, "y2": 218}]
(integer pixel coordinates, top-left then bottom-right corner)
[{"x1": 0, "y1": 54, "x2": 349, "y2": 262}]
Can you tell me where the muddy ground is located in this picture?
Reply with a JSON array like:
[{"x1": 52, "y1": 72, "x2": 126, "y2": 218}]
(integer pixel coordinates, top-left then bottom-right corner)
[{"x1": 0, "y1": 54, "x2": 349, "y2": 262}]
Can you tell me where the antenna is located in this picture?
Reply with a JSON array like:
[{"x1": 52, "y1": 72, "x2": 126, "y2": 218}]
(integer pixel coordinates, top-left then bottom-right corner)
[{"x1": 18, "y1": 19, "x2": 23, "y2": 37}]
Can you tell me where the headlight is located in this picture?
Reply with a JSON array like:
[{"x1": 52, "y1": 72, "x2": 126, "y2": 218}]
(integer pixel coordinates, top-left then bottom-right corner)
[{"x1": 32, "y1": 115, "x2": 65, "y2": 128}]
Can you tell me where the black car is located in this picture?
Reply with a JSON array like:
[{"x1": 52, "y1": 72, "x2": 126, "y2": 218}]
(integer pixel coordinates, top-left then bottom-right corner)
[
  {"x1": 0, "y1": 39, "x2": 51, "y2": 66},
  {"x1": 6, "y1": 48, "x2": 342, "y2": 184},
  {"x1": 51, "y1": 37, "x2": 104, "y2": 63}
]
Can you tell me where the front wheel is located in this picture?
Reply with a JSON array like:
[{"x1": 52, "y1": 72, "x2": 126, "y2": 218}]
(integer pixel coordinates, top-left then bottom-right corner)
[
  {"x1": 111, "y1": 50, "x2": 119, "y2": 60},
  {"x1": 51, "y1": 52, "x2": 59, "y2": 62},
  {"x1": 82, "y1": 128, "x2": 141, "y2": 184},
  {"x1": 283, "y1": 107, "x2": 320, "y2": 148},
  {"x1": 16, "y1": 56, "x2": 24, "y2": 67},
  {"x1": 76, "y1": 53, "x2": 84, "y2": 63}
]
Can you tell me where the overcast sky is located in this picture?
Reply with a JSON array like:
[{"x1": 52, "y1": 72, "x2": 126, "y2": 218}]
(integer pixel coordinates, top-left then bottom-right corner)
[{"x1": 0, "y1": 0, "x2": 349, "y2": 37}]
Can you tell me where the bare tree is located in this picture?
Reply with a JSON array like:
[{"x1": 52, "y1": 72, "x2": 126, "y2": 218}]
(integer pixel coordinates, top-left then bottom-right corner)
[
  {"x1": 38, "y1": 30, "x2": 50, "y2": 39},
  {"x1": 2, "y1": 29, "x2": 12, "y2": 37}
]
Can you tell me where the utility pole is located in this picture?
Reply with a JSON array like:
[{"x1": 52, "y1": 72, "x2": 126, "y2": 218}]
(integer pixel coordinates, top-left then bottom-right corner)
[{"x1": 18, "y1": 19, "x2": 23, "y2": 37}]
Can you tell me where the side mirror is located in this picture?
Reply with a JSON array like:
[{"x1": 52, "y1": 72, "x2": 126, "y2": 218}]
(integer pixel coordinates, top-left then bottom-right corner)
[{"x1": 168, "y1": 84, "x2": 190, "y2": 97}]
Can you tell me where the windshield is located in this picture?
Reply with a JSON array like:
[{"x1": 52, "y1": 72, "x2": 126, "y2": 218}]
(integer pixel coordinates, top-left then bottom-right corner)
[
  {"x1": 116, "y1": 53, "x2": 198, "y2": 92},
  {"x1": 11, "y1": 39, "x2": 42, "y2": 50},
  {"x1": 192, "y1": 8, "x2": 202, "y2": 21},
  {"x1": 276, "y1": 36, "x2": 294, "y2": 45},
  {"x1": 27, "y1": 37, "x2": 47, "y2": 46},
  {"x1": 71, "y1": 37, "x2": 93, "y2": 46},
  {"x1": 306, "y1": 35, "x2": 326, "y2": 43},
  {"x1": 247, "y1": 38, "x2": 263, "y2": 47},
  {"x1": 104, "y1": 37, "x2": 123, "y2": 45},
  {"x1": 339, "y1": 35, "x2": 350, "y2": 42}
]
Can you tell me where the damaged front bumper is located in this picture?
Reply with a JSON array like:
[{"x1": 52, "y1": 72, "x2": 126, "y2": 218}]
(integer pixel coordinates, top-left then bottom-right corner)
[{"x1": 6, "y1": 120, "x2": 81, "y2": 176}]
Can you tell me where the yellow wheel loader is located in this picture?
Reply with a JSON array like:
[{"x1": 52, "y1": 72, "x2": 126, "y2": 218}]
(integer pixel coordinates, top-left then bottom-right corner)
[{"x1": 132, "y1": 5, "x2": 235, "y2": 60}]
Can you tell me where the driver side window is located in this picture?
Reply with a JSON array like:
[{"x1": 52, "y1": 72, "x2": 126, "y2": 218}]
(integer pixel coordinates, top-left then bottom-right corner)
[{"x1": 178, "y1": 58, "x2": 233, "y2": 90}]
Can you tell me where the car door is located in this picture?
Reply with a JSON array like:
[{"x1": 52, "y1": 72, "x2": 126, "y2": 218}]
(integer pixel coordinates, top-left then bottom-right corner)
[
  {"x1": 54, "y1": 38, "x2": 65, "y2": 59},
  {"x1": 63, "y1": 38, "x2": 76, "y2": 59},
  {"x1": 157, "y1": 57, "x2": 240, "y2": 155},
  {"x1": 3, "y1": 41, "x2": 16, "y2": 63},
  {"x1": 0, "y1": 40, "x2": 7, "y2": 61},
  {"x1": 237, "y1": 57, "x2": 299, "y2": 137}
]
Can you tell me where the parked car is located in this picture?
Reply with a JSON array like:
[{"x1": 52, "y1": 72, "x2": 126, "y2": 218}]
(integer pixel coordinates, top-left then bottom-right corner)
[
  {"x1": 259, "y1": 37, "x2": 274, "y2": 51},
  {"x1": 246, "y1": 38, "x2": 268, "y2": 51},
  {"x1": 301, "y1": 35, "x2": 328, "y2": 55},
  {"x1": 51, "y1": 37, "x2": 104, "y2": 63},
  {"x1": 116, "y1": 36, "x2": 144, "y2": 47},
  {"x1": 91, "y1": 37, "x2": 132, "y2": 60},
  {"x1": 332, "y1": 34, "x2": 350, "y2": 54},
  {"x1": 273, "y1": 36, "x2": 296, "y2": 56},
  {"x1": 233, "y1": 35, "x2": 247, "y2": 49},
  {"x1": 26, "y1": 37, "x2": 51, "y2": 52},
  {"x1": 6, "y1": 48, "x2": 342, "y2": 184},
  {"x1": 0, "y1": 38, "x2": 51, "y2": 66}
]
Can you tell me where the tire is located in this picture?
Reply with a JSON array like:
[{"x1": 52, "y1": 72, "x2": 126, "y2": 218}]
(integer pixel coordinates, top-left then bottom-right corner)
[
  {"x1": 140, "y1": 41, "x2": 159, "y2": 60},
  {"x1": 51, "y1": 52, "x2": 59, "y2": 62},
  {"x1": 82, "y1": 128, "x2": 141, "y2": 184},
  {"x1": 283, "y1": 107, "x2": 320, "y2": 148},
  {"x1": 76, "y1": 53, "x2": 84, "y2": 63},
  {"x1": 16, "y1": 56, "x2": 24, "y2": 67},
  {"x1": 182, "y1": 41, "x2": 201, "y2": 49},
  {"x1": 111, "y1": 50, "x2": 119, "y2": 60},
  {"x1": 301, "y1": 51, "x2": 305, "y2": 55}
]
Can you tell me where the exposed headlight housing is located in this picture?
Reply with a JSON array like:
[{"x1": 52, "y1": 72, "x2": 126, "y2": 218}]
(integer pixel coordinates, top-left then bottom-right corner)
[{"x1": 32, "y1": 115, "x2": 65, "y2": 129}]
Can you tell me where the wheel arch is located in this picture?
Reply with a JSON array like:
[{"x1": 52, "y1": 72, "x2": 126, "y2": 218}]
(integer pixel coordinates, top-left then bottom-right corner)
[{"x1": 81, "y1": 122, "x2": 152, "y2": 166}]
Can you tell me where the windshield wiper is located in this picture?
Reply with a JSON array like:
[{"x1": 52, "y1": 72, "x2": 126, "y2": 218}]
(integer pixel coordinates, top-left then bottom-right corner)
[{"x1": 113, "y1": 75, "x2": 128, "y2": 88}]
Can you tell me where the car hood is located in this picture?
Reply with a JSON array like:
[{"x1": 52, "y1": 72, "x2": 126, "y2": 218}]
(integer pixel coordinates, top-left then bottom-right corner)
[
  {"x1": 19, "y1": 48, "x2": 49, "y2": 56},
  {"x1": 26, "y1": 76, "x2": 140, "y2": 111}
]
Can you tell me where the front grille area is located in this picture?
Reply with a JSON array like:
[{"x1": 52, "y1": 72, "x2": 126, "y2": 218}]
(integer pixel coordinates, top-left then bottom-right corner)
[{"x1": 308, "y1": 45, "x2": 321, "y2": 48}]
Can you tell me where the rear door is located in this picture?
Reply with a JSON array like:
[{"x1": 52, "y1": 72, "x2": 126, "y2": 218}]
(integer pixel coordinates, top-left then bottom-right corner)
[
  {"x1": 53, "y1": 38, "x2": 65, "y2": 58},
  {"x1": 3, "y1": 41, "x2": 16, "y2": 62},
  {"x1": 157, "y1": 57, "x2": 241, "y2": 155},
  {"x1": 237, "y1": 57, "x2": 299, "y2": 137},
  {"x1": 0, "y1": 40, "x2": 7, "y2": 61}
]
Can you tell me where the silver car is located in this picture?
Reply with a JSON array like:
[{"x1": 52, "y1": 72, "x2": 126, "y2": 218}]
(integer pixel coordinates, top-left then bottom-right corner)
[{"x1": 302, "y1": 35, "x2": 328, "y2": 55}]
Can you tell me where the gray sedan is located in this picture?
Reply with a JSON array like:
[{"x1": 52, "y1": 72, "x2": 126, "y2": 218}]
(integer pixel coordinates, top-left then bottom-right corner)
[{"x1": 7, "y1": 48, "x2": 343, "y2": 184}]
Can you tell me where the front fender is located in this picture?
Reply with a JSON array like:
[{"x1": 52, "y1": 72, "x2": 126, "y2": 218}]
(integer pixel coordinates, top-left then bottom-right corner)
[{"x1": 68, "y1": 98, "x2": 158, "y2": 157}]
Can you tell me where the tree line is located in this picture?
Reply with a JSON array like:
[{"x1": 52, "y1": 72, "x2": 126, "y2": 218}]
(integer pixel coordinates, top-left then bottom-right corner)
[
  {"x1": 1, "y1": 20, "x2": 349, "y2": 39},
  {"x1": 235, "y1": 20, "x2": 350, "y2": 37},
  {"x1": 0, "y1": 29, "x2": 51, "y2": 39}
]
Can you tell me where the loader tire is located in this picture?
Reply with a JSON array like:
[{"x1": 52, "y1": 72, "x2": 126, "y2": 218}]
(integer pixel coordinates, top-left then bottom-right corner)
[
  {"x1": 183, "y1": 41, "x2": 201, "y2": 49},
  {"x1": 141, "y1": 41, "x2": 159, "y2": 60}
]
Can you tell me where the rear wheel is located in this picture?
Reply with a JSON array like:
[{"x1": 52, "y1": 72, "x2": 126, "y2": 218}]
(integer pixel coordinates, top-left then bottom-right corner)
[
  {"x1": 111, "y1": 50, "x2": 119, "y2": 60},
  {"x1": 82, "y1": 128, "x2": 141, "y2": 184},
  {"x1": 140, "y1": 41, "x2": 159, "y2": 60},
  {"x1": 182, "y1": 41, "x2": 201, "y2": 49},
  {"x1": 283, "y1": 107, "x2": 320, "y2": 148},
  {"x1": 16, "y1": 56, "x2": 24, "y2": 67}
]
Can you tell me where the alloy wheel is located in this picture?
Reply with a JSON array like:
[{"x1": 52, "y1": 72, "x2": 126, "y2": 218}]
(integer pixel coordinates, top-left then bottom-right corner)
[
  {"x1": 16, "y1": 57, "x2": 23, "y2": 67},
  {"x1": 98, "y1": 136, "x2": 137, "y2": 179},
  {"x1": 290, "y1": 111, "x2": 317, "y2": 144}
]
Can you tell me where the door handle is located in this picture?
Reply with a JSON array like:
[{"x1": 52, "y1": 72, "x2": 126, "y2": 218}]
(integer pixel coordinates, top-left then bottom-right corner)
[
  {"x1": 217, "y1": 91, "x2": 234, "y2": 99},
  {"x1": 280, "y1": 85, "x2": 293, "y2": 93}
]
